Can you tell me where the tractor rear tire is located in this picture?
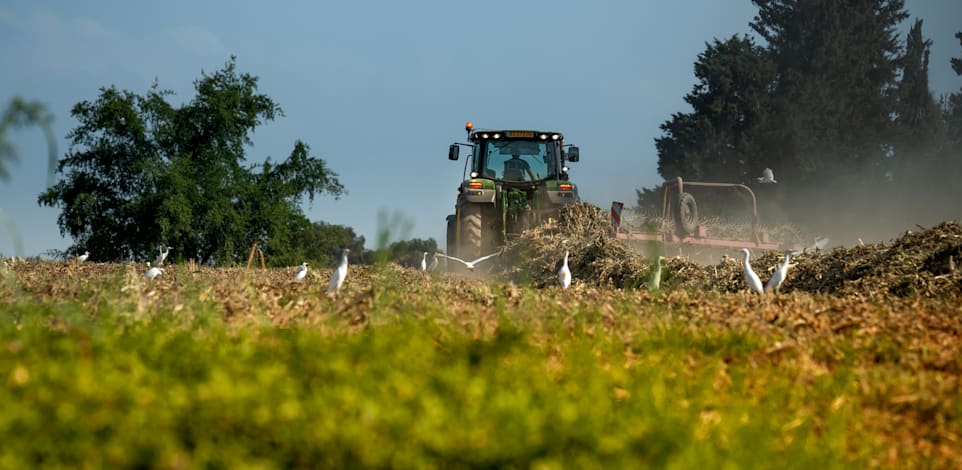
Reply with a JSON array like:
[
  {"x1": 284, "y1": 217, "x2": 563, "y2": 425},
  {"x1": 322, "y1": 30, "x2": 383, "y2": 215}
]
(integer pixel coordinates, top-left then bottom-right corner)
[
  {"x1": 675, "y1": 192, "x2": 698, "y2": 236},
  {"x1": 445, "y1": 214, "x2": 457, "y2": 259},
  {"x1": 460, "y1": 203, "x2": 483, "y2": 263}
]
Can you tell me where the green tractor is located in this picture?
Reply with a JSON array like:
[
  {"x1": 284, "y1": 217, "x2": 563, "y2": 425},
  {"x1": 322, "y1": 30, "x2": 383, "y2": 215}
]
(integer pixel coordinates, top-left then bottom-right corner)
[{"x1": 445, "y1": 122, "x2": 581, "y2": 265}]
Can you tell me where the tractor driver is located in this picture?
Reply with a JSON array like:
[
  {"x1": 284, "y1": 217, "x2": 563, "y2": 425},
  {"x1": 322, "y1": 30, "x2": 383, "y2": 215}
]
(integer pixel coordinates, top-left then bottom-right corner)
[{"x1": 503, "y1": 154, "x2": 536, "y2": 182}]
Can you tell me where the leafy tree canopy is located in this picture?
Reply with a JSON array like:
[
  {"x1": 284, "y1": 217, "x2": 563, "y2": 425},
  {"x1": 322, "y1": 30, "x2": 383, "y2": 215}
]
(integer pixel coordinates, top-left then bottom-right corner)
[
  {"x1": 642, "y1": 1, "x2": 962, "y2": 235},
  {"x1": 38, "y1": 57, "x2": 345, "y2": 265}
]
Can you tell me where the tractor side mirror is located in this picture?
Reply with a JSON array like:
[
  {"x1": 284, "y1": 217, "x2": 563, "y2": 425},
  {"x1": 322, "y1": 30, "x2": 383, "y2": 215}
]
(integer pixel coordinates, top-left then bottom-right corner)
[
  {"x1": 448, "y1": 144, "x2": 460, "y2": 161},
  {"x1": 566, "y1": 146, "x2": 580, "y2": 162}
]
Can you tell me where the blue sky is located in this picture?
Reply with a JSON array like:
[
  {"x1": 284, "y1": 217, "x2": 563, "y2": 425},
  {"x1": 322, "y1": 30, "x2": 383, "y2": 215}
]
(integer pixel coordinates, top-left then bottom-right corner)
[{"x1": 2, "y1": 1, "x2": 960, "y2": 258}]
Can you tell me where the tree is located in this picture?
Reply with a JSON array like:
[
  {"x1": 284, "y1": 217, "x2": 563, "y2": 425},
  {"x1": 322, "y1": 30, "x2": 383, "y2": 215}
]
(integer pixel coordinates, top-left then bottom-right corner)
[
  {"x1": 938, "y1": 32, "x2": 962, "y2": 202},
  {"x1": 652, "y1": 35, "x2": 777, "y2": 219},
  {"x1": 946, "y1": 32, "x2": 962, "y2": 149},
  {"x1": 749, "y1": 0, "x2": 908, "y2": 187},
  {"x1": 39, "y1": 57, "x2": 345, "y2": 264},
  {"x1": 383, "y1": 237, "x2": 439, "y2": 268},
  {"x1": 657, "y1": 35, "x2": 775, "y2": 184},
  {"x1": 891, "y1": 20, "x2": 944, "y2": 188},
  {"x1": 299, "y1": 221, "x2": 367, "y2": 267}
]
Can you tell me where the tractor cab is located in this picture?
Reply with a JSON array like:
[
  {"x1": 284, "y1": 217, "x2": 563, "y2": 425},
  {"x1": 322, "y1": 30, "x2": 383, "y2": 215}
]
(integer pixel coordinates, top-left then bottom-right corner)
[
  {"x1": 448, "y1": 124, "x2": 580, "y2": 186},
  {"x1": 445, "y1": 122, "x2": 582, "y2": 262}
]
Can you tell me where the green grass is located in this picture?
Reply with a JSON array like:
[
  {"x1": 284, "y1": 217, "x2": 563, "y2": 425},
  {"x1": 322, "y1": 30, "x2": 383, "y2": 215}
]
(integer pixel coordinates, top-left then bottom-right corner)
[{"x1": 0, "y1": 319, "x2": 855, "y2": 466}]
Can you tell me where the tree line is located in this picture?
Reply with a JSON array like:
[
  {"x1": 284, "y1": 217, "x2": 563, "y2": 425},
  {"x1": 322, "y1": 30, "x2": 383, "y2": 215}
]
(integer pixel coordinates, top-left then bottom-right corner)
[
  {"x1": 640, "y1": 0, "x2": 962, "y2": 239},
  {"x1": 2, "y1": 57, "x2": 436, "y2": 266}
]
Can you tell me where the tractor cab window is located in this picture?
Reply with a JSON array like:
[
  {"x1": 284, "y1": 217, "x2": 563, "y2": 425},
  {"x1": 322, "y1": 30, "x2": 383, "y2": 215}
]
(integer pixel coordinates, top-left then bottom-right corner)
[{"x1": 479, "y1": 140, "x2": 558, "y2": 182}]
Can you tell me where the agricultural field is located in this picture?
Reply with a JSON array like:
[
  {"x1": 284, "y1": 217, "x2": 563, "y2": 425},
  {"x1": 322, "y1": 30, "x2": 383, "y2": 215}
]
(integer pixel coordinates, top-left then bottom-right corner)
[{"x1": 2, "y1": 212, "x2": 961, "y2": 468}]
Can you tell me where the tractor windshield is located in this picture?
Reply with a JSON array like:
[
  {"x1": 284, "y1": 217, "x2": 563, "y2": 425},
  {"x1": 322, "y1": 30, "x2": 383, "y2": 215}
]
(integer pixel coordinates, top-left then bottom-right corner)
[{"x1": 477, "y1": 140, "x2": 560, "y2": 182}]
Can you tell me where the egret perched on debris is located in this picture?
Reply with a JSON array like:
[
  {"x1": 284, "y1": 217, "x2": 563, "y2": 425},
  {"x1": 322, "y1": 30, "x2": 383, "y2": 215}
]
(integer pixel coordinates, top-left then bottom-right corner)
[
  {"x1": 437, "y1": 251, "x2": 501, "y2": 271},
  {"x1": 647, "y1": 256, "x2": 666, "y2": 291},
  {"x1": 420, "y1": 252, "x2": 429, "y2": 272},
  {"x1": 293, "y1": 262, "x2": 308, "y2": 281},
  {"x1": 144, "y1": 266, "x2": 164, "y2": 280},
  {"x1": 153, "y1": 245, "x2": 172, "y2": 267},
  {"x1": 77, "y1": 251, "x2": 90, "y2": 263},
  {"x1": 739, "y1": 248, "x2": 764, "y2": 294},
  {"x1": 559, "y1": 251, "x2": 571, "y2": 289},
  {"x1": 756, "y1": 168, "x2": 777, "y2": 184},
  {"x1": 765, "y1": 252, "x2": 794, "y2": 293},
  {"x1": 326, "y1": 248, "x2": 350, "y2": 294},
  {"x1": 427, "y1": 252, "x2": 439, "y2": 271}
]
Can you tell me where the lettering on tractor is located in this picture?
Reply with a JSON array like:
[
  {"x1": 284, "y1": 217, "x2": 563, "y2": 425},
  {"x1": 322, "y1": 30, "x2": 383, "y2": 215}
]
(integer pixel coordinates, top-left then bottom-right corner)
[{"x1": 445, "y1": 122, "x2": 581, "y2": 267}]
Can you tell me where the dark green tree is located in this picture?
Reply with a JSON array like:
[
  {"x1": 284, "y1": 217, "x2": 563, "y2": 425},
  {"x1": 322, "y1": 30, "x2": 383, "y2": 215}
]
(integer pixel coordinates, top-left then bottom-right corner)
[
  {"x1": 938, "y1": 32, "x2": 962, "y2": 202},
  {"x1": 300, "y1": 221, "x2": 367, "y2": 267},
  {"x1": 947, "y1": 32, "x2": 962, "y2": 149},
  {"x1": 894, "y1": 20, "x2": 942, "y2": 150},
  {"x1": 891, "y1": 20, "x2": 944, "y2": 187},
  {"x1": 749, "y1": 0, "x2": 908, "y2": 187},
  {"x1": 383, "y1": 237, "x2": 439, "y2": 268},
  {"x1": 39, "y1": 57, "x2": 345, "y2": 264},
  {"x1": 656, "y1": 35, "x2": 775, "y2": 184}
]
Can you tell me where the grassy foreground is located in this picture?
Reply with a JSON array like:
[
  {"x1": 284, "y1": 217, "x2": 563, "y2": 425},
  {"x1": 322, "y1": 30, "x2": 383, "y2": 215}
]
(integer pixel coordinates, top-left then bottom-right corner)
[{"x1": 1, "y1": 261, "x2": 960, "y2": 468}]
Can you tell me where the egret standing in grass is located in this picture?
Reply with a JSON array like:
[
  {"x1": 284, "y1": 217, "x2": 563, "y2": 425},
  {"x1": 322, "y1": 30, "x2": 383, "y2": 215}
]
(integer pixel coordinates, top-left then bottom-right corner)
[
  {"x1": 437, "y1": 251, "x2": 501, "y2": 271},
  {"x1": 420, "y1": 252, "x2": 428, "y2": 272},
  {"x1": 77, "y1": 251, "x2": 90, "y2": 264},
  {"x1": 294, "y1": 262, "x2": 308, "y2": 281},
  {"x1": 765, "y1": 252, "x2": 794, "y2": 293},
  {"x1": 327, "y1": 248, "x2": 350, "y2": 295},
  {"x1": 558, "y1": 251, "x2": 571, "y2": 289},
  {"x1": 153, "y1": 245, "x2": 172, "y2": 267},
  {"x1": 739, "y1": 248, "x2": 764, "y2": 294},
  {"x1": 756, "y1": 168, "x2": 776, "y2": 184},
  {"x1": 144, "y1": 266, "x2": 164, "y2": 280},
  {"x1": 647, "y1": 256, "x2": 666, "y2": 291}
]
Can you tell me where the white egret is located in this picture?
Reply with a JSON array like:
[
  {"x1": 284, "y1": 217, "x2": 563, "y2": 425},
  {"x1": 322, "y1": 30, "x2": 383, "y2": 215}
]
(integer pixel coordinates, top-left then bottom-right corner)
[
  {"x1": 327, "y1": 248, "x2": 350, "y2": 294},
  {"x1": 77, "y1": 251, "x2": 90, "y2": 263},
  {"x1": 294, "y1": 262, "x2": 308, "y2": 281},
  {"x1": 144, "y1": 266, "x2": 164, "y2": 280},
  {"x1": 420, "y1": 252, "x2": 428, "y2": 272},
  {"x1": 427, "y1": 252, "x2": 439, "y2": 271},
  {"x1": 558, "y1": 251, "x2": 571, "y2": 289},
  {"x1": 436, "y1": 251, "x2": 501, "y2": 271},
  {"x1": 153, "y1": 245, "x2": 173, "y2": 267},
  {"x1": 756, "y1": 168, "x2": 777, "y2": 184},
  {"x1": 647, "y1": 256, "x2": 666, "y2": 291},
  {"x1": 765, "y1": 252, "x2": 793, "y2": 293},
  {"x1": 739, "y1": 248, "x2": 764, "y2": 294}
]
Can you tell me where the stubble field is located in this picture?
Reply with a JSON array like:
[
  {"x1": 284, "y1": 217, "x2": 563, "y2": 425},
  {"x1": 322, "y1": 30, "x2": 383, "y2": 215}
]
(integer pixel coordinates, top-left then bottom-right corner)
[{"x1": 2, "y1": 235, "x2": 961, "y2": 469}]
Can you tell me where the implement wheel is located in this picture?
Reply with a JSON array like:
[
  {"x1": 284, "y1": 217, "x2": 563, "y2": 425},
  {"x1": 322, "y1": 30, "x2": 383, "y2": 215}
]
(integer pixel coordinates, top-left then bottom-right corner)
[{"x1": 675, "y1": 192, "x2": 698, "y2": 236}]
